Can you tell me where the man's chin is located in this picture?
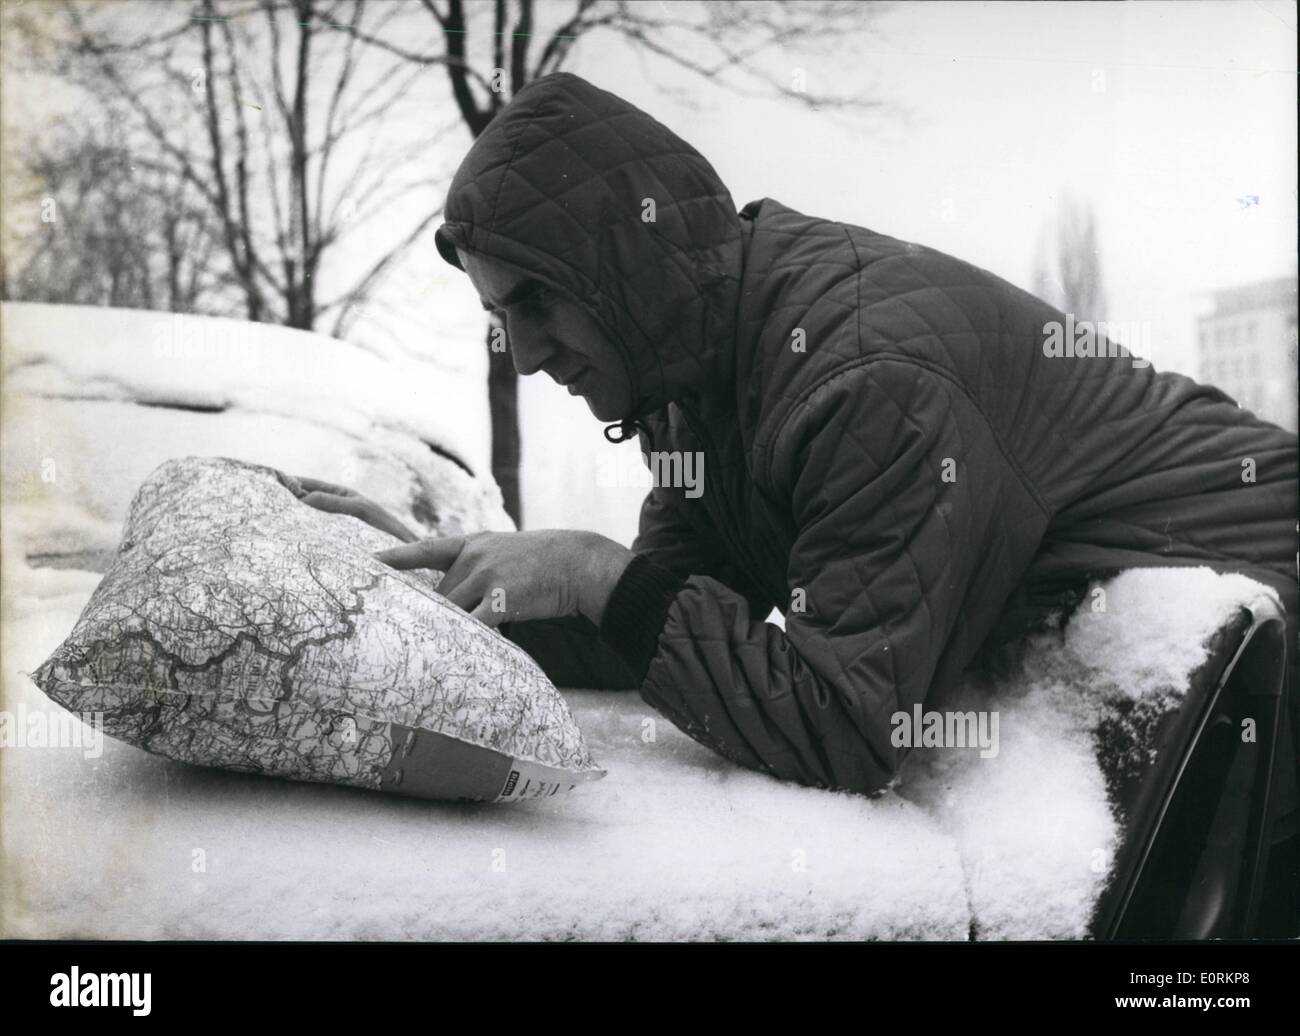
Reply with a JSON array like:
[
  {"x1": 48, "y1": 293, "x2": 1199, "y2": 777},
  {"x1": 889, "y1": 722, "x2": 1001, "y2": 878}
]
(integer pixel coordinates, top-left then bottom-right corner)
[
  {"x1": 584, "y1": 395, "x2": 620, "y2": 422},
  {"x1": 579, "y1": 386, "x2": 637, "y2": 424}
]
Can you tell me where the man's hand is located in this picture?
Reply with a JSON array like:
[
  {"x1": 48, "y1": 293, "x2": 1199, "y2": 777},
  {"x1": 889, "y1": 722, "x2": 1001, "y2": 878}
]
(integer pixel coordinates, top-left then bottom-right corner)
[
  {"x1": 293, "y1": 476, "x2": 420, "y2": 544},
  {"x1": 375, "y1": 530, "x2": 633, "y2": 628}
]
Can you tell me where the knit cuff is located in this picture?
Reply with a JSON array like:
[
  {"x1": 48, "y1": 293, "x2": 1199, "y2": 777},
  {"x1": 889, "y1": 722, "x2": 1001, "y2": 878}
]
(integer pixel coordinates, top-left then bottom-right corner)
[{"x1": 597, "y1": 553, "x2": 687, "y2": 686}]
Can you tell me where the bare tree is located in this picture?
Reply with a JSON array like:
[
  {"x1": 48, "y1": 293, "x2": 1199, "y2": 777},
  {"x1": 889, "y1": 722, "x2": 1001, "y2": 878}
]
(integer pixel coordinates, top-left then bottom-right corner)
[
  {"x1": 5, "y1": 124, "x2": 223, "y2": 312},
  {"x1": 7, "y1": 0, "x2": 888, "y2": 523},
  {"x1": 1033, "y1": 194, "x2": 1107, "y2": 321},
  {"x1": 10, "y1": 0, "x2": 448, "y2": 336},
  {"x1": 318, "y1": 0, "x2": 889, "y2": 525}
]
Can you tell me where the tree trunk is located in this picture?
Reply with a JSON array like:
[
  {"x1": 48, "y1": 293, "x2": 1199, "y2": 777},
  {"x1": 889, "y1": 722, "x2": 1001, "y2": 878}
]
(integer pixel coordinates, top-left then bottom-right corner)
[{"x1": 487, "y1": 324, "x2": 522, "y2": 526}]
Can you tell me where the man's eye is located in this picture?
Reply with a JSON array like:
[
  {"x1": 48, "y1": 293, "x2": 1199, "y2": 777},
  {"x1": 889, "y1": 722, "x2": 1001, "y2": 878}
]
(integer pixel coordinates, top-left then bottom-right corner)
[
  {"x1": 519, "y1": 285, "x2": 553, "y2": 312},
  {"x1": 488, "y1": 283, "x2": 554, "y2": 319}
]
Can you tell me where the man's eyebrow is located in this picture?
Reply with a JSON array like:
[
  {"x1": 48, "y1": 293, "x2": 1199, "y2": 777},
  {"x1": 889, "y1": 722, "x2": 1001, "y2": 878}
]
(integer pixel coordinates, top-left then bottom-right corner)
[{"x1": 481, "y1": 279, "x2": 544, "y2": 312}]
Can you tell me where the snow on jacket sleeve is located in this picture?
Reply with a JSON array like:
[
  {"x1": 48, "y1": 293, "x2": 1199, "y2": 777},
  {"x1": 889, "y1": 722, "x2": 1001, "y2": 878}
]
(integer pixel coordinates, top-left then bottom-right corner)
[{"x1": 599, "y1": 359, "x2": 1051, "y2": 794}]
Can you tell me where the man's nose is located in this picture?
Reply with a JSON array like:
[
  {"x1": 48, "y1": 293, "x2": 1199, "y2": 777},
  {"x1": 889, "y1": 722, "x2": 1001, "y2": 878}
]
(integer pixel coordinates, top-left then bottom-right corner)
[{"x1": 506, "y1": 317, "x2": 557, "y2": 377}]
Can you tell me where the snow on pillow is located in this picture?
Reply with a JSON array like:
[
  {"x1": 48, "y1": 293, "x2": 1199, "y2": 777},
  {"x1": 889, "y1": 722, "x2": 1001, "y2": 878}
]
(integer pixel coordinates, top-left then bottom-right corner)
[{"x1": 32, "y1": 456, "x2": 604, "y2": 802}]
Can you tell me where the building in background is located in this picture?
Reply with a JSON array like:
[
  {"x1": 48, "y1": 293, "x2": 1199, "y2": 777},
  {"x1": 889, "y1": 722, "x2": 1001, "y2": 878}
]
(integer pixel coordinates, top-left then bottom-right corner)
[{"x1": 1197, "y1": 277, "x2": 1299, "y2": 433}]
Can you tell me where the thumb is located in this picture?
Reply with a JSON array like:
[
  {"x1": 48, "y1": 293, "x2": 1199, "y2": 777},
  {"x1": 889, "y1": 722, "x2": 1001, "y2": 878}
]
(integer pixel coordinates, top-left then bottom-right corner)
[
  {"x1": 374, "y1": 536, "x2": 465, "y2": 571},
  {"x1": 468, "y1": 597, "x2": 503, "y2": 628}
]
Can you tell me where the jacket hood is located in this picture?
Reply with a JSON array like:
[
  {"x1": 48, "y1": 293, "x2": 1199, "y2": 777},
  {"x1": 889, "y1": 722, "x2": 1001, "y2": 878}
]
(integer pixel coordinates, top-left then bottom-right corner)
[{"x1": 435, "y1": 73, "x2": 745, "y2": 422}]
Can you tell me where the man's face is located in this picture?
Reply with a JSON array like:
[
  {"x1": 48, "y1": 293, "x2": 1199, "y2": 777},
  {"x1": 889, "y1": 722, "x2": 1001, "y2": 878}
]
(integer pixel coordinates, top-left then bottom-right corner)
[{"x1": 459, "y1": 250, "x2": 634, "y2": 422}]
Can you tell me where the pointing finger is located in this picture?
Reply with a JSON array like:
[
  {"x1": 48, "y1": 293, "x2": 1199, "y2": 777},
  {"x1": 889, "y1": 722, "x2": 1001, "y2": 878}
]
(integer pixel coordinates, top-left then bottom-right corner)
[
  {"x1": 295, "y1": 476, "x2": 356, "y2": 497},
  {"x1": 302, "y1": 491, "x2": 357, "y2": 515},
  {"x1": 469, "y1": 598, "x2": 504, "y2": 628},
  {"x1": 374, "y1": 536, "x2": 466, "y2": 572}
]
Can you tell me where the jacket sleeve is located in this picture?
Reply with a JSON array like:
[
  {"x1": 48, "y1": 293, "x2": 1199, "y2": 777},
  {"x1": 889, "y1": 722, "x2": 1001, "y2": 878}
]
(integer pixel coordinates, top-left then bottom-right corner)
[
  {"x1": 498, "y1": 452, "x2": 774, "y2": 690},
  {"x1": 497, "y1": 615, "x2": 640, "y2": 689},
  {"x1": 596, "y1": 360, "x2": 1049, "y2": 794}
]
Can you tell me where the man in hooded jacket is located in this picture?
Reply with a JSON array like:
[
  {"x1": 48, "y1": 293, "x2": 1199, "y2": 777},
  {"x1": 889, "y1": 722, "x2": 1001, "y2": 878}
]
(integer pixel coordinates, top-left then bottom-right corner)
[{"x1": 323, "y1": 73, "x2": 1296, "y2": 929}]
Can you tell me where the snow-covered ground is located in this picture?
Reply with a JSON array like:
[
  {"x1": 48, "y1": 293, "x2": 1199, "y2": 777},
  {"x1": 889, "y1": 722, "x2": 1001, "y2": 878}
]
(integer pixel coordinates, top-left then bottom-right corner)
[
  {"x1": 3, "y1": 554, "x2": 1270, "y2": 939},
  {"x1": 1, "y1": 302, "x2": 1277, "y2": 939}
]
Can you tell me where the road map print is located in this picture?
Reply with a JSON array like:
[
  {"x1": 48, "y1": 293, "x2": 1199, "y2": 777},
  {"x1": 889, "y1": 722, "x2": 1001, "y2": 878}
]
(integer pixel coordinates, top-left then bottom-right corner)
[{"x1": 33, "y1": 457, "x2": 603, "y2": 801}]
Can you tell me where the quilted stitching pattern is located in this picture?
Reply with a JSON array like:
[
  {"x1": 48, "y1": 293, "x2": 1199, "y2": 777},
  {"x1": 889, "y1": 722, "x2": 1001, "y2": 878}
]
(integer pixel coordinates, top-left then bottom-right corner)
[
  {"x1": 442, "y1": 73, "x2": 1299, "y2": 795},
  {"x1": 439, "y1": 73, "x2": 744, "y2": 415}
]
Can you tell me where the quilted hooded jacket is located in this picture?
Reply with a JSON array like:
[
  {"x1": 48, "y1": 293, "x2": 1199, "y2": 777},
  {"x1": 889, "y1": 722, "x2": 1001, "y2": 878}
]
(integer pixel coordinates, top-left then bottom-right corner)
[{"x1": 436, "y1": 72, "x2": 1299, "y2": 796}]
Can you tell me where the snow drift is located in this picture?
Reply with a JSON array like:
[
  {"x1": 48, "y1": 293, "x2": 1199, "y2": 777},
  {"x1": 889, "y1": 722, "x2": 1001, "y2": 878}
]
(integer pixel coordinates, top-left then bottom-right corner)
[
  {"x1": 1, "y1": 302, "x2": 512, "y2": 574},
  {"x1": 3, "y1": 549, "x2": 1273, "y2": 938}
]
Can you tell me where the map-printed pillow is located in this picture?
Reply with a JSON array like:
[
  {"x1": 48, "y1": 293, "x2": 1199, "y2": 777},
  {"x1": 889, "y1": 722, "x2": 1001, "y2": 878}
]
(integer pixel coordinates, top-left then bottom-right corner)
[{"x1": 32, "y1": 456, "x2": 605, "y2": 802}]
